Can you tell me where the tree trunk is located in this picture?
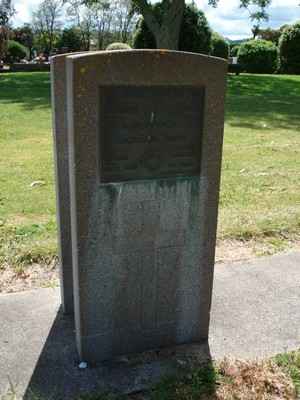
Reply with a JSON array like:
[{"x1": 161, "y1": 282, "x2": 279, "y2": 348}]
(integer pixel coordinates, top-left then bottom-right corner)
[{"x1": 136, "y1": 0, "x2": 185, "y2": 50}]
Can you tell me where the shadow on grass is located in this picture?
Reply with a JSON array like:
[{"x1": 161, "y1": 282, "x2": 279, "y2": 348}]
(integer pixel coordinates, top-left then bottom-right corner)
[
  {"x1": 1, "y1": 73, "x2": 299, "y2": 132},
  {"x1": 226, "y1": 74, "x2": 300, "y2": 131},
  {"x1": 0, "y1": 72, "x2": 51, "y2": 110}
]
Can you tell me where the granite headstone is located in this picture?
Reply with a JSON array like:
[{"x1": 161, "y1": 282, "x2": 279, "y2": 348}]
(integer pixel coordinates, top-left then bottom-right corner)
[
  {"x1": 52, "y1": 50, "x2": 227, "y2": 363},
  {"x1": 51, "y1": 54, "x2": 74, "y2": 314}
]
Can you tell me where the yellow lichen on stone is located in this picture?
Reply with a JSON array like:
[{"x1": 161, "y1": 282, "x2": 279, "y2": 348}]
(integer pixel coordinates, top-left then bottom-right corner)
[
  {"x1": 160, "y1": 50, "x2": 167, "y2": 55},
  {"x1": 80, "y1": 67, "x2": 86, "y2": 73}
]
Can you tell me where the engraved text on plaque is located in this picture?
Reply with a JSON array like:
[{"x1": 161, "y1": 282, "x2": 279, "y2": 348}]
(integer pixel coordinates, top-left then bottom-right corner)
[{"x1": 100, "y1": 86, "x2": 204, "y2": 182}]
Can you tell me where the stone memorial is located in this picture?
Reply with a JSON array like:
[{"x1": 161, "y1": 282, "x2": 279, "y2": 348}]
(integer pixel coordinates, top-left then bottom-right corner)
[
  {"x1": 51, "y1": 54, "x2": 74, "y2": 314},
  {"x1": 51, "y1": 50, "x2": 227, "y2": 363},
  {"x1": 51, "y1": 51, "x2": 88, "y2": 314}
]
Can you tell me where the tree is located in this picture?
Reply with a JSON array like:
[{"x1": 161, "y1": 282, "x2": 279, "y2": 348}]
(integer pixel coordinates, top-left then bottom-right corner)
[
  {"x1": 0, "y1": 0, "x2": 16, "y2": 59},
  {"x1": 231, "y1": 45, "x2": 240, "y2": 56},
  {"x1": 179, "y1": 2, "x2": 212, "y2": 54},
  {"x1": 66, "y1": 0, "x2": 94, "y2": 50},
  {"x1": 113, "y1": 0, "x2": 139, "y2": 43},
  {"x1": 133, "y1": 2, "x2": 212, "y2": 54},
  {"x1": 7, "y1": 39, "x2": 27, "y2": 61},
  {"x1": 92, "y1": 0, "x2": 116, "y2": 50},
  {"x1": 252, "y1": 26, "x2": 286, "y2": 45},
  {"x1": 83, "y1": 0, "x2": 273, "y2": 50},
  {"x1": 10, "y1": 24, "x2": 34, "y2": 60},
  {"x1": 57, "y1": 26, "x2": 84, "y2": 52},
  {"x1": 279, "y1": 21, "x2": 300, "y2": 74},
  {"x1": 237, "y1": 39, "x2": 280, "y2": 74},
  {"x1": 133, "y1": 16, "x2": 155, "y2": 48},
  {"x1": 31, "y1": 0, "x2": 64, "y2": 56},
  {"x1": 210, "y1": 32, "x2": 229, "y2": 59},
  {"x1": 251, "y1": 24, "x2": 260, "y2": 39}
]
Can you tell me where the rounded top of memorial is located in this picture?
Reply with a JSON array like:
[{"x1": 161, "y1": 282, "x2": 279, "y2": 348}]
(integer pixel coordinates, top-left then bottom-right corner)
[{"x1": 63, "y1": 49, "x2": 227, "y2": 64}]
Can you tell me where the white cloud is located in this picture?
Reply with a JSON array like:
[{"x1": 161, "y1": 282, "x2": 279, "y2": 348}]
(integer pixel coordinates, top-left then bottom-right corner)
[
  {"x1": 195, "y1": 0, "x2": 300, "y2": 39},
  {"x1": 272, "y1": 0, "x2": 299, "y2": 6},
  {"x1": 13, "y1": 0, "x2": 42, "y2": 27},
  {"x1": 12, "y1": 0, "x2": 300, "y2": 39},
  {"x1": 14, "y1": 3, "x2": 30, "y2": 20}
]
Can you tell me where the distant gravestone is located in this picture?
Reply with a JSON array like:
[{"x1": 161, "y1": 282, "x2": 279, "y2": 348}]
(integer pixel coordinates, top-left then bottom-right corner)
[{"x1": 51, "y1": 50, "x2": 227, "y2": 363}]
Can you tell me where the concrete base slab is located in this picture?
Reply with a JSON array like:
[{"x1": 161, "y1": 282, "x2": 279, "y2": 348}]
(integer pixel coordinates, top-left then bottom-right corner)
[
  {"x1": 0, "y1": 287, "x2": 177, "y2": 398},
  {"x1": 0, "y1": 251, "x2": 299, "y2": 399}
]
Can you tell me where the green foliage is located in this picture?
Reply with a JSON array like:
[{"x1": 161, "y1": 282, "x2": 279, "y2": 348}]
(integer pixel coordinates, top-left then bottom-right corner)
[
  {"x1": 219, "y1": 74, "x2": 300, "y2": 240},
  {"x1": 178, "y1": 3, "x2": 212, "y2": 54},
  {"x1": 275, "y1": 349, "x2": 300, "y2": 394},
  {"x1": 79, "y1": 366, "x2": 218, "y2": 399},
  {"x1": 257, "y1": 27, "x2": 284, "y2": 45},
  {"x1": 237, "y1": 39, "x2": 280, "y2": 73},
  {"x1": 0, "y1": 0, "x2": 16, "y2": 58},
  {"x1": 10, "y1": 24, "x2": 34, "y2": 49},
  {"x1": 279, "y1": 21, "x2": 300, "y2": 74},
  {"x1": 7, "y1": 39, "x2": 27, "y2": 61},
  {"x1": 0, "y1": 224, "x2": 57, "y2": 271},
  {"x1": 133, "y1": 2, "x2": 212, "y2": 54},
  {"x1": 79, "y1": 390, "x2": 116, "y2": 399},
  {"x1": 0, "y1": 26, "x2": 9, "y2": 59},
  {"x1": 145, "y1": 365, "x2": 219, "y2": 400},
  {"x1": 210, "y1": 31, "x2": 229, "y2": 59},
  {"x1": 106, "y1": 42, "x2": 132, "y2": 50},
  {"x1": 231, "y1": 45, "x2": 240, "y2": 56},
  {"x1": 0, "y1": 0, "x2": 16, "y2": 26},
  {"x1": 0, "y1": 72, "x2": 57, "y2": 268},
  {"x1": 133, "y1": 17, "x2": 156, "y2": 49},
  {"x1": 31, "y1": 0, "x2": 64, "y2": 53},
  {"x1": 10, "y1": 24, "x2": 34, "y2": 59},
  {"x1": 1, "y1": 376, "x2": 18, "y2": 400},
  {"x1": 1, "y1": 73, "x2": 300, "y2": 269},
  {"x1": 57, "y1": 27, "x2": 84, "y2": 52}
]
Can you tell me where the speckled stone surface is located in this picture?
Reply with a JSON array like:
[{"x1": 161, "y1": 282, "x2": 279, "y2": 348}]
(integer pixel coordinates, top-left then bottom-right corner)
[
  {"x1": 58, "y1": 50, "x2": 227, "y2": 363},
  {"x1": 51, "y1": 54, "x2": 74, "y2": 314}
]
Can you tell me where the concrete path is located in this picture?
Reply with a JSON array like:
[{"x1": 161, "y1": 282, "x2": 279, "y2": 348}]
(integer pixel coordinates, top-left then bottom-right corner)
[
  {"x1": 0, "y1": 250, "x2": 299, "y2": 399},
  {"x1": 209, "y1": 250, "x2": 299, "y2": 358}
]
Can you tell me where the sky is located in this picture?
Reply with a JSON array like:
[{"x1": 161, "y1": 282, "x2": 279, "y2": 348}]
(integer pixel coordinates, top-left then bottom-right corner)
[{"x1": 12, "y1": 0, "x2": 300, "y2": 40}]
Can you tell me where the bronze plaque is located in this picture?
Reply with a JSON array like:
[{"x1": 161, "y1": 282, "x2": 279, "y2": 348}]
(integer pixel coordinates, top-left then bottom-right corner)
[{"x1": 100, "y1": 86, "x2": 204, "y2": 183}]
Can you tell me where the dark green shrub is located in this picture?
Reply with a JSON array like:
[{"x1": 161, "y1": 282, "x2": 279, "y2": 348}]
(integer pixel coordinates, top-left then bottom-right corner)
[
  {"x1": 279, "y1": 21, "x2": 300, "y2": 74},
  {"x1": 57, "y1": 27, "x2": 83, "y2": 53},
  {"x1": 133, "y1": 3, "x2": 212, "y2": 54},
  {"x1": 179, "y1": 3, "x2": 212, "y2": 54},
  {"x1": 237, "y1": 39, "x2": 280, "y2": 74},
  {"x1": 105, "y1": 42, "x2": 132, "y2": 50},
  {"x1": 231, "y1": 45, "x2": 240, "y2": 56},
  {"x1": 210, "y1": 32, "x2": 229, "y2": 59},
  {"x1": 133, "y1": 18, "x2": 156, "y2": 49},
  {"x1": 8, "y1": 40, "x2": 27, "y2": 61}
]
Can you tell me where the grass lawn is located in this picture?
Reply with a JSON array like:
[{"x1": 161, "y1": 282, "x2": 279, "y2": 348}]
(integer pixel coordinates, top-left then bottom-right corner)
[
  {"x1": 2, "y1": 349, "x2": 299, "y2": 399},
  {"x1": 0, "y1": 72, "x2": 299, "y2": 271},
  {"x1": 219, "y1": 74, "x2": 300, "y2": 242},
  {"x1": 0, "y1": 73, "x2": 56, "y2": 271},
  {"x1": 0, "y1": 71, "x2": 299, "y2": 399}
]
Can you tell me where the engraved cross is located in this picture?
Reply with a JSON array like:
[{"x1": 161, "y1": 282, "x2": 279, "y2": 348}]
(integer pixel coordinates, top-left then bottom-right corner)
[{"x1": 113, "y1": 200, "x2": 186, "y2": 330}]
